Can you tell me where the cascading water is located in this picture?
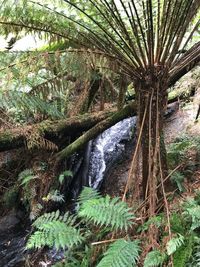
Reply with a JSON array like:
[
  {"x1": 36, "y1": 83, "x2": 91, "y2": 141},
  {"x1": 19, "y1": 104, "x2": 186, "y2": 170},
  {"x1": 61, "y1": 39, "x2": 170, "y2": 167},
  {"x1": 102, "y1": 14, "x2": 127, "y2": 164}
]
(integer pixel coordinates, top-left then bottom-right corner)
[{"x1": 88, "y1": 117, "x2": 136, "y2": 189}]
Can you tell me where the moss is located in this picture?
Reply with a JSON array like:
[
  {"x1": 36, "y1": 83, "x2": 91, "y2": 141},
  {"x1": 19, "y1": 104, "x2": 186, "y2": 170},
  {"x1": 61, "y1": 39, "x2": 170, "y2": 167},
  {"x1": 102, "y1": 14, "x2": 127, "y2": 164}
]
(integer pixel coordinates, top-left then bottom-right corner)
[
  {"x1": 1, "y1": 131, "x2": 13, "y2": 143},
  {"x1": 38, "y1": 120, "x2": 53, "y2": 132}
]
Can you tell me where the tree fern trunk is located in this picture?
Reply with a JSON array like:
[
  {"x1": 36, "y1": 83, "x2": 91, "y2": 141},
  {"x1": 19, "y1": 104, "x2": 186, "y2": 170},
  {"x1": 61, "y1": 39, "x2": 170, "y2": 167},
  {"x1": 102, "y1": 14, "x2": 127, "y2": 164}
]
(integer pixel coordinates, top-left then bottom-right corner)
[{"x1": 134, "y1": 73, "x2": 168, "y2": 215}]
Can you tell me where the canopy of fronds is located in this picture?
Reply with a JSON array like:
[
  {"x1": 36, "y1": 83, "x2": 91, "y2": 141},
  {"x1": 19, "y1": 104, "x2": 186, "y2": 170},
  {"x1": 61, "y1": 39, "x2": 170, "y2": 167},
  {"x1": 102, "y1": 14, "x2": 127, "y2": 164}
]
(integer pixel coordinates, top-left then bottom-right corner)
[{"x1": 0, "y1": 0, "x2": 199, "y2": 79}]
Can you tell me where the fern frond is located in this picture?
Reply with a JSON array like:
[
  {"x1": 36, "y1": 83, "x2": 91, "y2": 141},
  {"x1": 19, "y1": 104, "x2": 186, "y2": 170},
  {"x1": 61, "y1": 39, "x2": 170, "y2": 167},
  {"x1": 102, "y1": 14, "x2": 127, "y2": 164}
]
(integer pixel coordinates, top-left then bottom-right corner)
[
  {"x1": 166, "y1": 234, "x2": 185, "y2": 256},
  {"x1": 78, "y1": 188, "x2": 134, "y2": 230},
  {"x1": 33, "y1": 210, "x2": 76, "y2": 228},
  {"x1": 174, "y1": 234, "x2": 195, "y2": 267},
  {"x1": 183, "y1": 198, "x2": 200, "y2": 231},
  {"x1": 97, "y1": 239, "x2": 140, "y2": 267},
  {"x1": 189, "y1": 242, "x2": 200, "y2": 267},
  {"x1": 58, "y1": 170, "x2": 73, "y2": 185},
  {"x1": 43, "y1": 190, "x2": 65, "y2": 203},
  {"x1": 144, "y1": 250, "x2": 167, "y2": 267},
  {"x1": 27, "y1": 223, "x2": 83, "y2": 250},
  {"x1": 170, "y1": 171, "x2": 185, "y2": 192},
  {"x1": 18, "y1": 169, "x2": 38, "y2": 186},
  {"x1": 27, "y1": 210, "x2": 83, "y2": 250},
  {"x1": 77, "y1": 187, "x2": 101, "y2": 204},
  {"x1": 137, "y1": 215, "x2": 163, "y2": 233}
]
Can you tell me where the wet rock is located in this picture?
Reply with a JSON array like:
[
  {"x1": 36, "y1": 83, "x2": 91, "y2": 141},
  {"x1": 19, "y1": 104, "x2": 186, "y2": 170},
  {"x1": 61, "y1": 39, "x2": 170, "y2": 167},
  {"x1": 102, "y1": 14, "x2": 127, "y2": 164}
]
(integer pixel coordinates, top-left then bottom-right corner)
[
  {"x1": 0, "y1": 209, "x2": 24, "y2": 233},
  {"x1": 0, "y1": 209, "x2": 27, "y2": 266},
  {"x1": 0, "y1": 233, "x2": 27, "y2": 267}
]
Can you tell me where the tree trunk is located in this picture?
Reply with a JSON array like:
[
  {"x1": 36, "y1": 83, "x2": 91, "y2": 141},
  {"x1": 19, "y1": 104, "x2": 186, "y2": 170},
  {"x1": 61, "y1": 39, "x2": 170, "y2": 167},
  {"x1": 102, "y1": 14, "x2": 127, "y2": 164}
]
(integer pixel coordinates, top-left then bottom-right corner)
[{"x1": 134, "y1": 75, "x2": 168, "y2": 215}]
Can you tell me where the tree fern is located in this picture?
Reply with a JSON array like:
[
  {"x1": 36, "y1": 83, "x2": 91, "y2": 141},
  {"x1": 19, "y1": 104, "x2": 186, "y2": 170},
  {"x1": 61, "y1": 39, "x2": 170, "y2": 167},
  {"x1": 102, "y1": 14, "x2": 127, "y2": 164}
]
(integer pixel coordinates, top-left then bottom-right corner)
[
  {"x1": 26, "y1": 210, "x2": 84, "y2": 250},
  {"x1": 144, "y1": 250, "x2": 167, "y2": 267},
  {"x1": 78, "y1": 187, "x2": 134, "y2": 230},
  {"x1": 96, "y1": 239, "x2": 140, "y2": 267}
]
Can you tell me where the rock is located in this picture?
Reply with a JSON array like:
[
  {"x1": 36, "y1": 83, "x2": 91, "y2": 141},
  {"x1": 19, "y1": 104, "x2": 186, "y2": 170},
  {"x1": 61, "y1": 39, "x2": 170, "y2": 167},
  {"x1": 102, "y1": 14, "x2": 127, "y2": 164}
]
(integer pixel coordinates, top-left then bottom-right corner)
[{"x1": 0, "y1": 209, "x2": 24, "y2": 233}]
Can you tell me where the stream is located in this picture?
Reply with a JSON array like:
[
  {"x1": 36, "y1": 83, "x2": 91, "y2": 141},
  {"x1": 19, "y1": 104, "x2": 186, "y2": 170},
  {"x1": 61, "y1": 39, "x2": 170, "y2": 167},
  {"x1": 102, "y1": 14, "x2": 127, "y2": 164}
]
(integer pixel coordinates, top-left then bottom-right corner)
[{"x1": 0, "y1": 116, "x2": 136, "y2": 267}]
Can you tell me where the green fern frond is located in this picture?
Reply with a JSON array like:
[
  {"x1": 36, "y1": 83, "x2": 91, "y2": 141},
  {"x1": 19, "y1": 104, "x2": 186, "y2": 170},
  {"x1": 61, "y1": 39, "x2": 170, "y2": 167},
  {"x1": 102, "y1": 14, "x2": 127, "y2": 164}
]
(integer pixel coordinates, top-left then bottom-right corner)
[
  {"x1": 18, "y1": 169, "x2": 38, "y2": 186},
  {"x1": 52, "y1": 244, "x2": 92, "y2": 267},
  {"x1": 174, "y1": 234, "x2": 195, "y2": 267},
  {"x1": 27, "y1": 210, "x2": 83, "y2": 250},
  {"x1": 170, "y1": 212, "x2": 189, "y2": 235},
  {"x1": 166, "y1": 234, "x2": 185, "y2": 256},
  {"x1": 27, "y1": 223, "x2": 83, "y2": 250},
  {"x1": 3, "y1": 90, "x2": 64, "y2": 120},
  {"x1": 77, "y1": 187, "x2": 101, "y2": 204},
  {"x1": 33, "y1": 210, "x2": 76, "y2": 228},
  {"x1": 137, "y1": 215, "x2": 163, "y2": 233},
  {"x1": 43, "y1": 190, "x2": 65, "y2": 203},
  {"x1": 58, "y1": 170, "x2": 73, "y2": 185},
  {"x1": 189, "y1": 242, "x2": 200, "y2": 267},
  {"x1": 97, "y1": 239, "x2": 140, "y2": 267},
  {"x1": 144, "y1": 250, "x2": 167, "y2": 267},
  {"x1": 78, "y1": 188, "x2": 134, "y2": 230},
  {"x1": 183, "y1": 198, "x2": 200, "y2": 231},
  {"x1": 170, "y1": 171, "x2": 185, "y2": 192}
]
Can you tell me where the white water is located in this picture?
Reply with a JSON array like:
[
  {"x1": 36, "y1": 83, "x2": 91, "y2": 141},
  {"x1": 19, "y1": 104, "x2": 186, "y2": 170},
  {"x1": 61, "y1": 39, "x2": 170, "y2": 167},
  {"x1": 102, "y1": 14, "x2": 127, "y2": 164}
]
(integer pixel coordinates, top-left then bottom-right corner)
[{"x1": 88, "y1": 116, "x2": 136, "y2": 188}]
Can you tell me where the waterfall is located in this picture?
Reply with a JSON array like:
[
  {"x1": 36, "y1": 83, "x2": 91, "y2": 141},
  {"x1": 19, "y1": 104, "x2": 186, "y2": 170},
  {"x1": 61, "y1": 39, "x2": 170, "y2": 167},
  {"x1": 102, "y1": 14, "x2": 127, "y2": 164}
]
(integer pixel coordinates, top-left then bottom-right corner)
[{"x1": 88, "y1": 116, "x2": 136, "y2": 189}]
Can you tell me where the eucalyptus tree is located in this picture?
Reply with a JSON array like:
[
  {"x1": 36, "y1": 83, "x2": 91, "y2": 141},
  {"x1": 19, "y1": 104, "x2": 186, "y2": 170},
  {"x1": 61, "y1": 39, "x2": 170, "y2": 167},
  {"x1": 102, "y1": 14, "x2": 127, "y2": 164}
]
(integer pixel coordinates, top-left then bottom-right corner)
[{"x1": 0, "y1": 0, "x2": 200, "y2": 215}]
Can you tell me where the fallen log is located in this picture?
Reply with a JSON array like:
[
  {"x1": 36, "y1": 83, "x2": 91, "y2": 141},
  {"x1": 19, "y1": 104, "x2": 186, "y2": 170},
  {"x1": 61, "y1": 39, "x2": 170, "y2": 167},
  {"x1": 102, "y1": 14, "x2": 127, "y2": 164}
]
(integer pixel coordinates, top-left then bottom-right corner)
[
  {"x1": 0, "y1": 102, "x2": 136, "y2": 152},
  {"x1": 56, "y1": 101, "x2": 137, "y2": 161},
  {"x1": 0, "y1": 109, "x2": 115, "y2": 152}
]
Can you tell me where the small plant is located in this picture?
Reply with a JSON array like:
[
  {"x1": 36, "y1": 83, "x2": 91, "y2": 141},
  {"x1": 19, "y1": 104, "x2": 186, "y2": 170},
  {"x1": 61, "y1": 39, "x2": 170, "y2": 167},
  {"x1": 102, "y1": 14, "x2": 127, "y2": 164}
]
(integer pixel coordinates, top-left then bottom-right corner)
[
  {"x1": 183, "y1": 197, "x2": 200, "y2": 231},
  {"x1": 18, "y1": 169, "x2": 38, "y2": 208},
  {"x1": 137, "y1": 215, "x2": 163, "y2": 233},
  {"x1": 42, "y1": 190, "x2": 65, "y2": 203},
  {"x1": 2, "y1": 185, "x2": 18, "y2": 208},
  {"x1": 170, "y1": 171, "x2": 185, "y2": 192},
  {"x1": 58, "y1": 170, "x2": 73, "y2": 185}
]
